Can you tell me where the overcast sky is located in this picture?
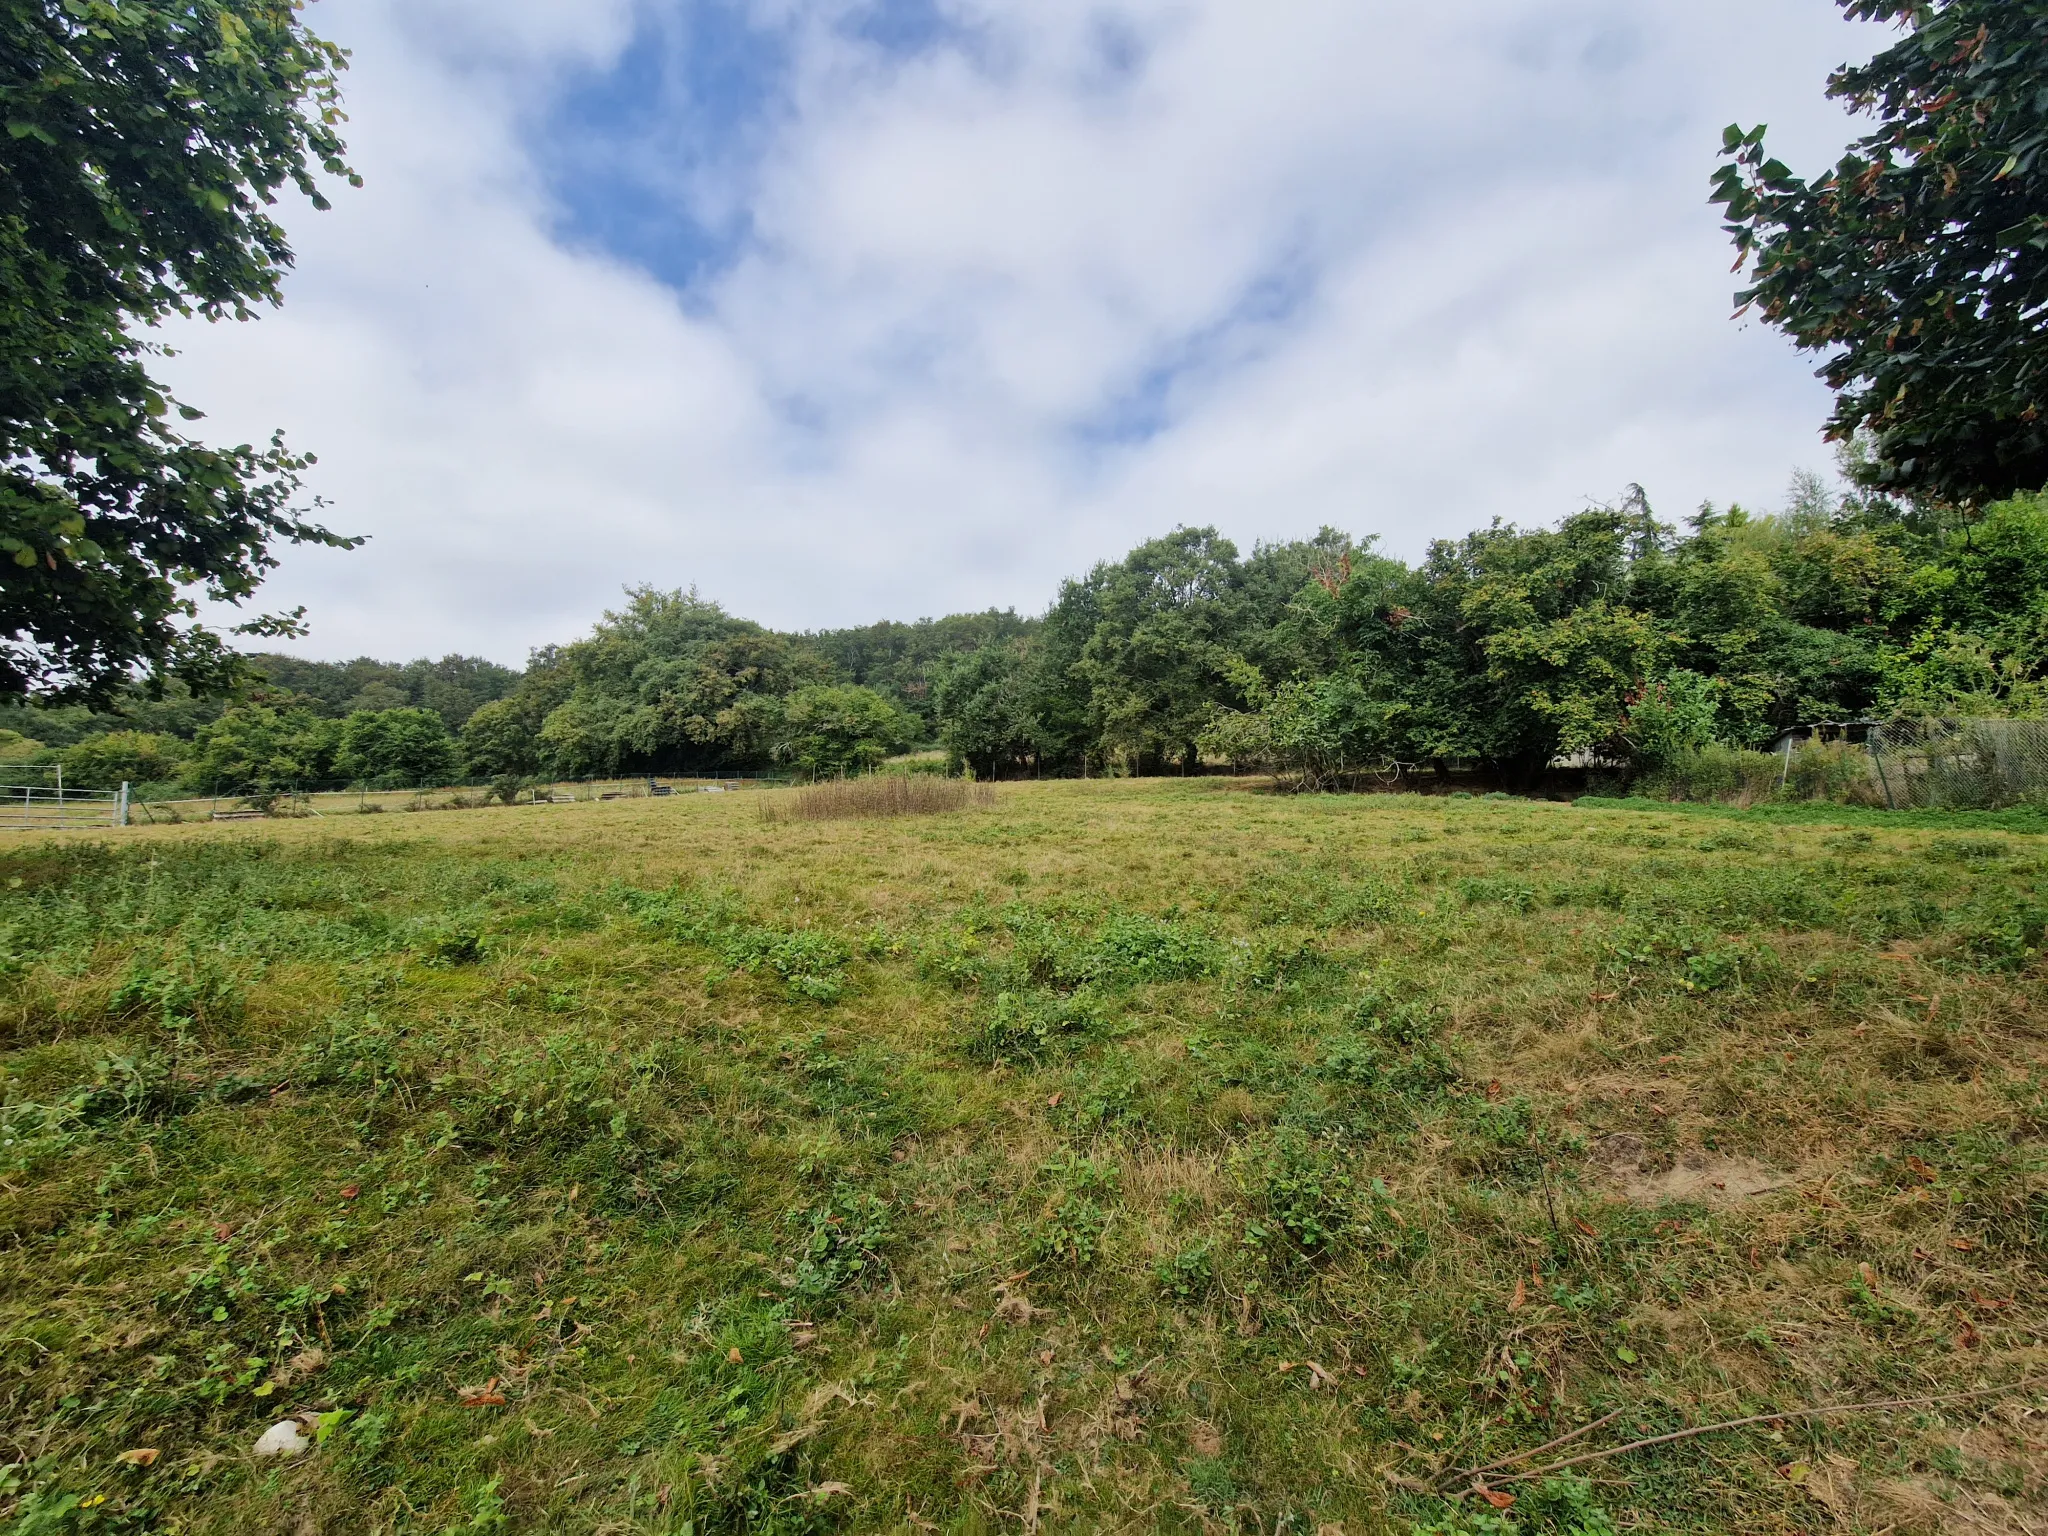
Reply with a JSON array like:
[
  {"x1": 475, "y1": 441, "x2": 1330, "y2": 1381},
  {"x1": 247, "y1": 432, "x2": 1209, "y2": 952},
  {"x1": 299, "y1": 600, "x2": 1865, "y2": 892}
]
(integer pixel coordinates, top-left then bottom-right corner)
[{"x1": 162, "y1": 0, "x2": 1891, "y2": 666}]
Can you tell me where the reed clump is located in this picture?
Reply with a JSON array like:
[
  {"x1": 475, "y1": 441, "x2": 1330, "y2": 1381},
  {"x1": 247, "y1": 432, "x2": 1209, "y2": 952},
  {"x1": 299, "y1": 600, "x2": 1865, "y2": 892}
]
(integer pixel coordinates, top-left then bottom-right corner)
[{"x1": 762, "y1": 774, "x2": 996, "y2": 821}]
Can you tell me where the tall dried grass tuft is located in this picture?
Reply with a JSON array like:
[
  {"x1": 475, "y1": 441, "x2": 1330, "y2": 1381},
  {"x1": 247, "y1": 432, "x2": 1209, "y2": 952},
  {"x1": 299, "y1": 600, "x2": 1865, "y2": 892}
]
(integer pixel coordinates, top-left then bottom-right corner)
[{"x1": 762, "y1": 775, "x2": 997, "y2": 822}]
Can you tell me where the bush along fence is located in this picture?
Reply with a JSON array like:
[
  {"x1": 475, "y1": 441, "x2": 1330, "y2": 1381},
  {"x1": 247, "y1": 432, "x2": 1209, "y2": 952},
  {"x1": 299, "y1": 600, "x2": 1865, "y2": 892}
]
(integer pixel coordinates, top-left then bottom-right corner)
[{"x1": 1646, "y1": 718, "x2": 2048, "y2": 812}]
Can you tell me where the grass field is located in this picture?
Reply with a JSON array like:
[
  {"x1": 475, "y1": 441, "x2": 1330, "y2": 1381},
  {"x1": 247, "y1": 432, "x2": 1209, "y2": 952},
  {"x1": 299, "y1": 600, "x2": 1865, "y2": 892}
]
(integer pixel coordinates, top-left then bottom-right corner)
[
  {"x1": 124, "y1": 779, "x2": 771, "y2": 826},
  {"x1": 2, "y1": 781, "x2": 2045, "y2": 1534}
]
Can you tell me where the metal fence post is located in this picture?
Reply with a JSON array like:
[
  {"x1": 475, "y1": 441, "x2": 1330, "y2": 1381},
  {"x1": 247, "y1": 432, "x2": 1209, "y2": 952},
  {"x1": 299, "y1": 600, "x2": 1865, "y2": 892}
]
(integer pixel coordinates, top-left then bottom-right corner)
[
  {"x1": 1870, "y1": 726, "x2": 1897, "y2": 811},
  {"x1": 117, "y1": 782, "x2": 130, "y2": 828}
]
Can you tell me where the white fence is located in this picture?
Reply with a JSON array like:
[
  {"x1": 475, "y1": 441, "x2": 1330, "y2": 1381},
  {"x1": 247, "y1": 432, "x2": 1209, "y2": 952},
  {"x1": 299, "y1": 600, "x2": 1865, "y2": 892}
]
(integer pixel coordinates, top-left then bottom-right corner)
[{"x1": 0, "y1": 782, "x2": 130, "y2": 831}]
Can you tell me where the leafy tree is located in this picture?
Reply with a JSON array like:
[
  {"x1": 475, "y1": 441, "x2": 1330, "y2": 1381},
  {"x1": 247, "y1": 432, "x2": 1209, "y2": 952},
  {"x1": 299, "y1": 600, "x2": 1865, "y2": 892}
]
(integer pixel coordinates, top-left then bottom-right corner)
[
  {"x1": 1713, "y1": 0, "x2": 2048, "y2": 505},
  {"x1": 1, "y1": 0, "x2": 363, "y2": 701},
  {"x1": 774, "y1": 685, "x2": 916, "y2": 779},
  {"x1": 185, "y1": 704, "x2": 336, "y2": 792},
  {"x1": 1064, "y1": 528, "x2": 1256, "y2": 773},
  {"x1": 1198, "y1": 672, "x2": 1394, "y2": 790},
  {"x1": 806, "y1": 610, "x2": 1036, "y2": 726},
  {"x1": 1620, "y1": 670, "x2": 1724, "y2": 769},
  {"x1": 244, "y1": 653, "x2": 520, "y2": 729},
  {"x1": 334, "y1": 708, "x2": 460, "y2": 789},
  {"x1": 1313, "y1": 506, "x2": 1664, "y2": 776},
  {"x1": 537, "y1": 695, "x2": 625, "y2": 780},
  {"x1": 458, "y1": 698, "x2": 539, "y2": 779},
  {"x1": 60, "y1": 728, "x2": 185, "y2": 786},
  {"x1": 931, "y1": 641, "x2": 1048, "y2": 779},
  {"x1": 519, "y1": 587, "x2": 829, "y2": 774}
]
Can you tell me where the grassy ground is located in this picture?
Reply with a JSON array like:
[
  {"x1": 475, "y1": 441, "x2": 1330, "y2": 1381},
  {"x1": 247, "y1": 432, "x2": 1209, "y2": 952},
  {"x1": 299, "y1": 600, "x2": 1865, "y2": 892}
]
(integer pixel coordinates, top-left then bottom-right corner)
[
  {"x1": 129, "y1": 779, "x2": 772, "y2": 824},
  {"x1": 1, "y1": 781, "x2": 2045, "y2": 1535}
]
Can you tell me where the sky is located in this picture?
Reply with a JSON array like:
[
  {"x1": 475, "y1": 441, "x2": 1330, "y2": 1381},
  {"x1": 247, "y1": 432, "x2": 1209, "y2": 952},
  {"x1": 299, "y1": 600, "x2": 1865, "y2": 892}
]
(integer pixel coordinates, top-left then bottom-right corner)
[{"x1": 161, "y1": 0, "x2": 1894, "y2": 666}]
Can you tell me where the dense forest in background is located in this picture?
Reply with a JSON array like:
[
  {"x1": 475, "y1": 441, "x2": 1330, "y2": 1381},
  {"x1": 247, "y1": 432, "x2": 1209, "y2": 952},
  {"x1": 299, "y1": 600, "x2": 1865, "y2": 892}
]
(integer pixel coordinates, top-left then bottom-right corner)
[{"x1": 8, "y1": 465, "x2": 2048, "y2": 795}]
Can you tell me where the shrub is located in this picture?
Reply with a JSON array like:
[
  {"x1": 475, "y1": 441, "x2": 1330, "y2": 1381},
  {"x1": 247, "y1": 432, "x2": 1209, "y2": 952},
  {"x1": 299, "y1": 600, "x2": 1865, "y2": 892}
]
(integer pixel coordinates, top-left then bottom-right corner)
[
  {"x1": 1640, "y1": 743, "x2": 1783, "y2": 805},
  {"x1": 60, "y1": 730, "x2": 186, "y2": 788},
  {"x1": 1784, "y1": 739, "x2": 1882, "y2": 804},
  {"x1": 622, "y1": 887, "x2": 852, "y2": 1003},
  {"x1": 1459, "y1": 877, "x2": 1538, "y2": 913},
  {"x1": 1029, "y1": 1155, "x2": 1120, "y2": 1267},
  {"x1": 1230, "y1": 1134, "x2": 1359, "y2": 1257},
  {"x1": 1090, "y1": 912, "x2": 1219, "y2": 983},
  {"x1": 1608, "y1": 918, "x2": 1775, "y2": 994},
  {"x1": 774, "y1": 684, "x2": 920, "y2": 779},
  {"x1": 1029, "y1": 1194, "x2": 1109, "y2": 1267}
]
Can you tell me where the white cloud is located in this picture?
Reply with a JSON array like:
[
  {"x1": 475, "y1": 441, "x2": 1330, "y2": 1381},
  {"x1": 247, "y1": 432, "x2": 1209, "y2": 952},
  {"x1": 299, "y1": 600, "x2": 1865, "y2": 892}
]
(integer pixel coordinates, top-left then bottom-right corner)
[{"x1": 162, "y1": 0, "x2": 1891, "y2": 663}]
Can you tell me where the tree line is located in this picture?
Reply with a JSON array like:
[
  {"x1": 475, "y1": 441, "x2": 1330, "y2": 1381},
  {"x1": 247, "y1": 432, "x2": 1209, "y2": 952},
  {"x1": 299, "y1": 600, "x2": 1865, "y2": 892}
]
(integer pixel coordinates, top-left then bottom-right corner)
[
  {"x1": 13, "y1": 468, "x2": 2048, "y2": 793},
  {"x1": 938, "y1": 474, "x2": 2048, "y2": 785}
]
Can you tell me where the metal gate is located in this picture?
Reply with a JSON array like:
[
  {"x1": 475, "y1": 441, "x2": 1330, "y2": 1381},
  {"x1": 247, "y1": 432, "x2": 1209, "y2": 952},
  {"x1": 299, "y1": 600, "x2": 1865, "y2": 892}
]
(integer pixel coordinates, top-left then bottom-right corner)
[{"x1": 0, "y1": 782, "x2": 130, "y2": 831}]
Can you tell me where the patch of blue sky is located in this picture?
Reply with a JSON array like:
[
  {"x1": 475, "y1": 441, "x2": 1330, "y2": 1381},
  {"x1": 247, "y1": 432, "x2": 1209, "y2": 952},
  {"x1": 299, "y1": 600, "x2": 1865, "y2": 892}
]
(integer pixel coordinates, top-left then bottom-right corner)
[
  {"x1": 532, "y1": 2, "x2": 791, "y2": 298},
  {"x1": 530, "y1": 0, "x2": 994, "y2": 298},
  {"x1": 843, "y1": 0, "x2": 961, "y2": 55},
  {"x1": 1074, "y1": 252, "x2": 1321, "y2": 453}
]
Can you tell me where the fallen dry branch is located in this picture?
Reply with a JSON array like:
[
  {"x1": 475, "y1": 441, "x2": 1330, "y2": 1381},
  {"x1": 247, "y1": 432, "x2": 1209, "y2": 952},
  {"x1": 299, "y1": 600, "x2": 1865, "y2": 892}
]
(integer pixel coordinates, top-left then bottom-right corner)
[
  {"x1": 1446, "y1": 1376, "x2": 2048, "y2": 1492},
  {"x1": 1436, "y1": 1410, "x2": 1623, "y2": 1491}
]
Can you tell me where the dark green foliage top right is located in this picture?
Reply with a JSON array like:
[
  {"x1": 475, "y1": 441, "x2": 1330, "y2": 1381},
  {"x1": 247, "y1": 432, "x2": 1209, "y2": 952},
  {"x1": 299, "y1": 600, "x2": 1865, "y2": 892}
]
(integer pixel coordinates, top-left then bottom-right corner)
[{"x1": 1714, "y1": 0, "x2": 2048, "y2": 506}]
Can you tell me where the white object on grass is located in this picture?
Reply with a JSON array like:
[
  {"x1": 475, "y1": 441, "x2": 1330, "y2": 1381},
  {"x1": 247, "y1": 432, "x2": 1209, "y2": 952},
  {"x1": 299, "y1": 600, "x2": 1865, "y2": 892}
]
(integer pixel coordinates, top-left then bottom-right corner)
[{"x1": 253, "y1": 1420, "x2": 310, "y2": 1458}]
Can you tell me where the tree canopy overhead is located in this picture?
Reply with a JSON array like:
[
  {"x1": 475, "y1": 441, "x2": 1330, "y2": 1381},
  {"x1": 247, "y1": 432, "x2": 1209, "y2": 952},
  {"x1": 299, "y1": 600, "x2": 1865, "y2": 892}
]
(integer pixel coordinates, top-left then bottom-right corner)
[
  {"x1": 1713, "y1": 0, "x2": 2048, "y2": 507},
  {"x1": 0, "y1": 0, "x2": 361, "y2": 703}
]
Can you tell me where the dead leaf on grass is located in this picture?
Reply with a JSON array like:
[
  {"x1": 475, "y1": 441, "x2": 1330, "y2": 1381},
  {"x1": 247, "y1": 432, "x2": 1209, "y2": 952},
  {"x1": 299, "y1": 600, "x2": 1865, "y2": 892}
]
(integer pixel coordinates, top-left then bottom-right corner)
[{"x1": 116, "y1": 1449, "x2": 159, "y2": 1467}]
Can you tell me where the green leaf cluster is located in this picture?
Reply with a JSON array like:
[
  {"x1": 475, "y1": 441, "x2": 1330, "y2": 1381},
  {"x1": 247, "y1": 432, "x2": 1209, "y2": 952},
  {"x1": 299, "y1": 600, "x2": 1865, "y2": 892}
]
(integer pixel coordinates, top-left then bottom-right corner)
[
  {"x1": 1, "y1": 0, "x2": 362, "y2": 700},
  {"x1": 1713, "y1": 0, "x2": 2048, "y2": 505}
]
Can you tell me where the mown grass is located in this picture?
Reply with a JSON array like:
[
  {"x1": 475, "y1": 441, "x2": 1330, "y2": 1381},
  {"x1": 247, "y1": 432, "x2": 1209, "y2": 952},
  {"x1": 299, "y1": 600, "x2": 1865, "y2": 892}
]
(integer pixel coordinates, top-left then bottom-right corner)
[
  {"x1": 1576, "y1": 794, "x2": 2048, "y2": 835},
  {"x1": 1, "y1": 782, "x2": 2044, "y2": 1535}
]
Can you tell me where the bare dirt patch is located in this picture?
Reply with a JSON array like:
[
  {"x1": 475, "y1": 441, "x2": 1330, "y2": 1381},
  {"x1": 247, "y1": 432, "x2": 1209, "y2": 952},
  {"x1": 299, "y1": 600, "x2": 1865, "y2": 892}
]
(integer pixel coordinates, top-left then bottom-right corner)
[{"x1": 1591, "y1": 1134, "x2": 1796, "y2": 1205}]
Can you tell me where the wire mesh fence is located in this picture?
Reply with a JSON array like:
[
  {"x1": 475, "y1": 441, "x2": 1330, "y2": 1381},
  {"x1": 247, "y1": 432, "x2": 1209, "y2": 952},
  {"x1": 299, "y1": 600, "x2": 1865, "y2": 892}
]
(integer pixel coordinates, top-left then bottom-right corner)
[{"x1": 1870, "y1": 718, "x2": 2048, "y2": 811}]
